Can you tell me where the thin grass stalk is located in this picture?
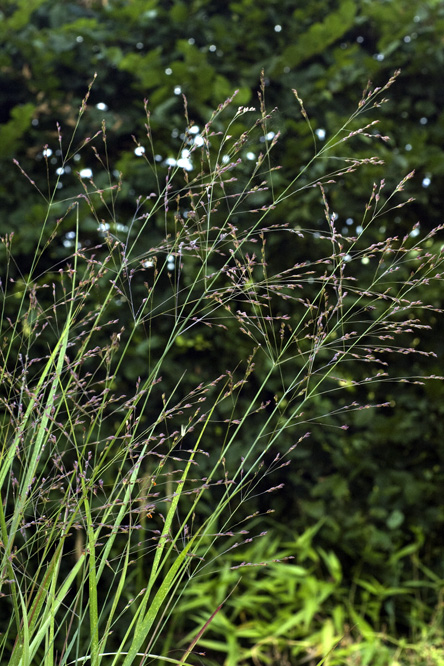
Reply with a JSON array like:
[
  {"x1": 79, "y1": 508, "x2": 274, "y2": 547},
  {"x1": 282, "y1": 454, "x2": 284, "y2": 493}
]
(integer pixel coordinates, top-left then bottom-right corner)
[
  {"x1": 1, "y1": 287, "x2": 75, "y2": 664},
  {"x1": 111, "y1": 403, "x2": 220, "y2": 666},
  {"x1": 99, "y1": 539, "x2": 132, "y2": 657},
  {"x1": 19, "y1": 554, "x2": 87, "y2": 666},
  {"x1": 82, "y1": 490, "x2": 99, "y2": 666}
]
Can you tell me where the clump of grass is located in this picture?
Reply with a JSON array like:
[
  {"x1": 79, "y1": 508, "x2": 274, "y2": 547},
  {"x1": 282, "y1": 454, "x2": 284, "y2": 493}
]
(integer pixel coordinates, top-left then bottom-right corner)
[{"x1": 1, "y1": 71, "x2": 443, "y2": 666}]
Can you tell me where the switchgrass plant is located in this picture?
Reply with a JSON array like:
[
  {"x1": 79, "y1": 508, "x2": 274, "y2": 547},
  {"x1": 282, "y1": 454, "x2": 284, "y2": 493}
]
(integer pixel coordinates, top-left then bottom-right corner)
[{"x1": 1, "y1": 71, "x2": 443, "y2": 665}]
